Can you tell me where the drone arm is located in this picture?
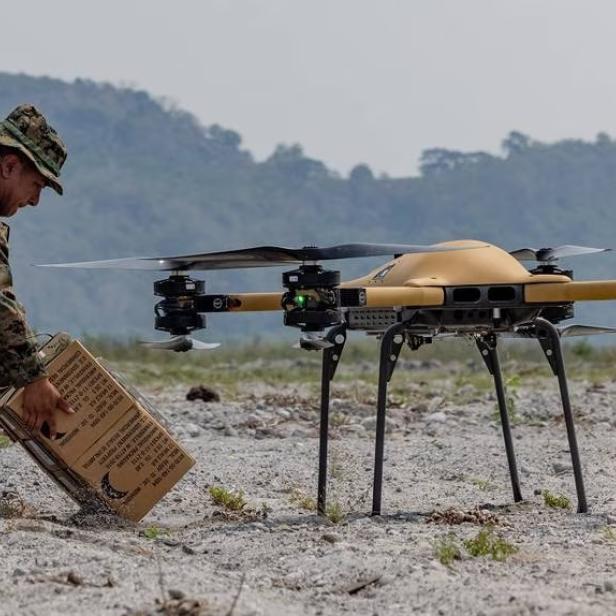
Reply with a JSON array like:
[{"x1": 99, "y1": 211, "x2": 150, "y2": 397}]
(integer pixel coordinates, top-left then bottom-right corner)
[
  {"x1": 227, "y1": 292, "x2": 283, "y2": 312},
  {"x1": 525, "y1": 281, "x2": 616, "y2": 303},
  {"x1": 194, "y1": 286, "x2": 444, "y2": 314}
]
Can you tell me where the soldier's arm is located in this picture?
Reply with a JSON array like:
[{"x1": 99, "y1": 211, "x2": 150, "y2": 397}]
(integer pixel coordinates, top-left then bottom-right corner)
[
  {"x1": 0, "y1": 257, "x2": 47, "y2": 388},
  {"x1": 0, "y1": 287, "x2": 74, "y2": 435},
  {"x1": 0, "y1": 234, "x2": 73, "y2": 435}
]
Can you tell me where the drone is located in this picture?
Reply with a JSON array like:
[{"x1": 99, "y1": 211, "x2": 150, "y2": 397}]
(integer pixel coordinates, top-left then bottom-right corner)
[{"x1": 41, "y1": 239, "x2": 616, "y2": 517}]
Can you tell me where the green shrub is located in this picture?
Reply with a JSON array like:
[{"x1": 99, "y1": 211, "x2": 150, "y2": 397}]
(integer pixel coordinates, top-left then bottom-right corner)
[
  {"x1": 325, "y1": 501, "x2": 346, "y2": 524},
  {"x1": 208, "y1": 485, "x2": 247, "y2": 511},
  {"x1": 464, "y1": 528, "x2": 518, "y2": 562},
  {"x1": 543, "y1": 490, "x2": 571, "y2": 509},
  {"x1": 433, "y1": 533, "x2": 462, "y2": 567}
]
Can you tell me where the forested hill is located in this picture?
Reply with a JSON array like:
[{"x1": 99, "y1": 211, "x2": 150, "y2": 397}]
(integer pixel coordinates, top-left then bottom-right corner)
[{"x1": 2, "y1": 71, "x2": 616, "y2": 338}]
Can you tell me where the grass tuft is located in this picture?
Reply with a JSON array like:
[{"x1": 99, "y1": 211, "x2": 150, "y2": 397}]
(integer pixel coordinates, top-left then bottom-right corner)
[
  {"x1": 603, "y1": 526, "x2": 616, "y2": 542},
  {"x1": 325, "y1": 501, "x2": 346, "y2": 524},
  {"x1": 433, "y1": 532, "x2": 462, "y2": 567},
  {"x1": 0, "y1": 491, "x2": 28, "y2": 518},
  {"x1": 208, "y1": 485, "x2": 247, "y2": 511},
  {"x1": 542, "y1": 490, "x2": 571, "y2": 510},
  {"x1": 141, "y1": 526, "x2": 167, "y2": 540},
  {"x1": 0, "y1": 434, "x2": 13, "y2": 449},
  {"x1": 464, "y1": 528, "x2": 518, "y2": 561},
  {"x1": 470, "y1": 477, "x2": 494, "y2": 492},
  {"x1": 289, "y1": 488, "x2": 317, "y2": 512}
]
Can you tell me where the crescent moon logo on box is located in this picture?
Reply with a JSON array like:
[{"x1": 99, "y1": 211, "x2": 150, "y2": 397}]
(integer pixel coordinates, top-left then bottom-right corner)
[{"x1": 100, "y1": 471, "x2": 129, "y2": 500}]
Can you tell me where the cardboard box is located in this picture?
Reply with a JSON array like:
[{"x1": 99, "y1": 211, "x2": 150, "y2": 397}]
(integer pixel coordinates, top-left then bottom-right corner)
[{"x1": 0, "y1": 335, "x2": 195, "y2": 521}]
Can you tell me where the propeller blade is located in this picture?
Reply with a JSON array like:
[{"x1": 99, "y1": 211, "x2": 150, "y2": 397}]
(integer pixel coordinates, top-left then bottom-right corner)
[
  {"x1": 559, "y1": 324, "x2": 616, "y2": 337},
  {"x1": 37, "y1": 242, "x2": 480, "y2": 272},
  {"x1": 293, "y1": 333, "x2": 335, "y2": 351},
  {"x1": 498, "y1": 328, "x2": 534, "y2": 339},
  {"x1": 510, "y1": 245, "x2": 611, "y2": 262},
  {"x1": 140, "y1": 336, "x2": 220, "y2": 352},
  {"x1": 500, "y1": 324, "x2": 616, "y2": 338}
]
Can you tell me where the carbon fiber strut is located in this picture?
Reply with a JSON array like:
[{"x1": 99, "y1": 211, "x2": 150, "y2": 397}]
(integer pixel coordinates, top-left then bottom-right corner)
[
  {"x1": 371, "y1": 322, "x2": 406, "y2": 516},
  {"x1": 534, "y1": 317, "x2": 588, "y2": 513},
  {"x1": 316, "y1": 324, "x2": 348, "y2": 515},
  {"x1": 476, "y1": 335, "x2": 523, "y2": 502}
]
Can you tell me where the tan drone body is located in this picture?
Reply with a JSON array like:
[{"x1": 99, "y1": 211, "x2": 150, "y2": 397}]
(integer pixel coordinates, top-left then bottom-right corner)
[{"x1": 225, "y1": 239, "x2": 616, "y2": 311}]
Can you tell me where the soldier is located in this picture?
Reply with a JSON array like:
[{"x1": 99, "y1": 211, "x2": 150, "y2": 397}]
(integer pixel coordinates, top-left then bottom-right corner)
[{"x1": 0, "y1": 104, "x2": 73, "y2": 437}]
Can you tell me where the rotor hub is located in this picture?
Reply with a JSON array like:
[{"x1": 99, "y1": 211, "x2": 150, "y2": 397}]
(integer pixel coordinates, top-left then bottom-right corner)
[
  {"x1": 154, "y1": 275, "x2": 207, "y2": 336},
  {"x1": 282, "y1": 265, "x2": 343, "y2": 332}
]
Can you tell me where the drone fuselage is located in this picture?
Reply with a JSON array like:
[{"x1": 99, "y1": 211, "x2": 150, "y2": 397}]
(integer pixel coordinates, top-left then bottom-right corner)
[
  {"x1": 338, "y1": 240, "x2": 571, "y2": 337},
  {"x1": 148, "y1": 239, "x2": 616, "y2": 343},
  {"x1": 343, "y1": 239, "x2": 570, "y2": 287}
]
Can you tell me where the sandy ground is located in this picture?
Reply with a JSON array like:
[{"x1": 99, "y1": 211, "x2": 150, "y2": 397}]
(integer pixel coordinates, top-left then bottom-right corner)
[{"x1": 2, "y1": 370, "x2": 616, "y2": 615}]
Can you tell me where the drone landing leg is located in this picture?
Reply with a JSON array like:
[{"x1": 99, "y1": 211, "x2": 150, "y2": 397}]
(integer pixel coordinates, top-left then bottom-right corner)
[
  {"x1": 535, "y1": 317, "x2": 588, "y2": 514},
  {"x1": 372, "y1": 322, "x2": 406, "y2": 516},
  {"x1": 476, "y1": 335, "x2": 523, "y2": 502},
  {"x1": 317, "y1": 324, "x2": 348, "y2": 516}
]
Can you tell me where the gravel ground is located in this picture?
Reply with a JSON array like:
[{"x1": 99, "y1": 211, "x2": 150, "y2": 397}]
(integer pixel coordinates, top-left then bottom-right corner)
[{"x1": 2, "y1": 371, "x2": 616, "y2": 615}]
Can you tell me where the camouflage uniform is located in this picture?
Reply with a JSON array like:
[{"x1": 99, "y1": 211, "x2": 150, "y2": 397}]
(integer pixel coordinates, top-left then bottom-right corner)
[
  {"x1": 0, "y1": 105, "x2": 67, "y2": 387},
  {"x1": 0, "y1": 223, "x2": 46, "y2": 387}
]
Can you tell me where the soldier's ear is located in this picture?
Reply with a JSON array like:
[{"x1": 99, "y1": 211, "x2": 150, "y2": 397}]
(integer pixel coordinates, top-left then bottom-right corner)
[{"x1": 0, "y1": 154, "x2": 21, "y2": 179}]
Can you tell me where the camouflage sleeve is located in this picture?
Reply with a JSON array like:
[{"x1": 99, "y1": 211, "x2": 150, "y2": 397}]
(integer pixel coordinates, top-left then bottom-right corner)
[{"x1": 0, "y1": 229, "x2": 47, "y2": 388}]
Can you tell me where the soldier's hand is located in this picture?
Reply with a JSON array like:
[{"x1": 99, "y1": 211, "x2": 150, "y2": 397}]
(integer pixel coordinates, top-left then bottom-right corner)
[{"x1": 22, "y1": 378, "x2": 74, "y2": 438}]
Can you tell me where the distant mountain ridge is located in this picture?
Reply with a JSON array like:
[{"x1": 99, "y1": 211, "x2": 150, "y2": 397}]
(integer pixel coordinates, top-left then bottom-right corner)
[{"x1": 2, "y1": 72, "x2": 616, "y2": 338}]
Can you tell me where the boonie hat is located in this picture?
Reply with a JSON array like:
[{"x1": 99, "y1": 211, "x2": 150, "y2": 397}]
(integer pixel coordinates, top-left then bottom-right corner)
[{"x1": 0, "y1": 104, "x2": 67, "y2": 195}]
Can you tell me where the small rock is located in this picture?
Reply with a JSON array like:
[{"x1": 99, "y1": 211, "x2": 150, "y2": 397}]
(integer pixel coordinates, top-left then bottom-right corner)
[
  {"x1": 457, "y1": 384, "x2": 475, "y2": 396},
  {"x1": 362, "y1": 417, "x2": 378, "y2": 431},
  {"x1": 343, "y1": 425, "x2": 365, "y2": 435},
  {"x1": 223, "y1": 425, "x2": 238, "y2": 437},
  {"x1": 606, "y1": 514, "x2": 616, "y2": 525},
  {"x1": 290, "y1": 428, "x2": 313, "y2": 438},
  {"x1": 168, "y1": 589, "x2": 185, "y2": 600},
  {"x1": 162, "y1": 539, "x2": 180, "y2": 547},
  {"x1": 12, "y1": 568, "x2": 26, "y2": 577},
  {"x1": 605, "y1": 581, "x2": 615, "y2": 593},
  {"x1": 426, "y1": 412, "x2": 447, "y2": 424},
  {"x1": 188, "y1": 426, "x2": 202, "y2": 438},
  {"x1": 377, "y1": 575, "x2": 395, "y2": 587},
  {"x1": 321, "y1": 533, "x2": 340, "y2": 544},
  {"x1": 186, "y1": 385, "x2": 220, "y2": 402},
  {"x1": 67, "y1": 571, "x2": 83, "y2": 586},
  {"x1": 553, "y1": 462, "x2": 573, "y2": 475},
  {"x1": 244, "y1": 414, "x2": 261, "y2": 428},
  {"x1": 428, "y1": 397, "x2": 445, "y2": 412},
  {"x1": 361, "y1": 417, "x2": 395, "y2": 433},
  {"x1": 255, "y1": 427, "x2": 284, "y2": 439}
]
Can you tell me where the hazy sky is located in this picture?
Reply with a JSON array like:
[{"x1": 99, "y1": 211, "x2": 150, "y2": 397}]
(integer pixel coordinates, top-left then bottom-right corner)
[{"x1": 4, "y1": 0, "x2": 616, "y2": 176}]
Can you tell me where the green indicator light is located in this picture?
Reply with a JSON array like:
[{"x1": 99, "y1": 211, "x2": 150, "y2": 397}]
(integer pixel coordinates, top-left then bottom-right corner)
[{"x1": 296, "y1": 295, "x2": 306, "y2": 307}]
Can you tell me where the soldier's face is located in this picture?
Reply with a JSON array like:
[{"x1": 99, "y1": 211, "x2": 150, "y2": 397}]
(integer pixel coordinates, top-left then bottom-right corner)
[{"x1": 0, "y1": 154, "x2": 47, "y2": 217}]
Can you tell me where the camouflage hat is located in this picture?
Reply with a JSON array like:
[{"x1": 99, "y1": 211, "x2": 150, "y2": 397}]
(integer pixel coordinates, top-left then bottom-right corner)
[{"x1": 0, "y1": 104, "x2": 67, "y2": 195}]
